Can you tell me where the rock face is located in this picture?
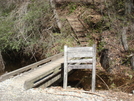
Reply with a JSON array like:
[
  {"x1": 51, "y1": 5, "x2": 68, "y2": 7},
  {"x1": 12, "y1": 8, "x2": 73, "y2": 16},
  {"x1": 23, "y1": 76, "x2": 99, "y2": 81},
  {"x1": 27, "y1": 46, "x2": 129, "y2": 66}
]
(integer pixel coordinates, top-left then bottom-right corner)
[
  {"x1": 100, "y1": 49, "x2": 110, "y2": 72},
  {"x1": 0, "y1": 51, "x2": 5, "y2": 73}
]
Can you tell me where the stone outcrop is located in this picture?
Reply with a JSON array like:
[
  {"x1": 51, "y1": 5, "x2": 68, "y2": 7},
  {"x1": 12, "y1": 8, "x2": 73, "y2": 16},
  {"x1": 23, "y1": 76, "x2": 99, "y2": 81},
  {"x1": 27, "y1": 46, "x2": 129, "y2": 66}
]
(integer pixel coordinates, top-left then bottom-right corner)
[{"x1": 0, "y1": 51, "x2": 5, "y2": 74}]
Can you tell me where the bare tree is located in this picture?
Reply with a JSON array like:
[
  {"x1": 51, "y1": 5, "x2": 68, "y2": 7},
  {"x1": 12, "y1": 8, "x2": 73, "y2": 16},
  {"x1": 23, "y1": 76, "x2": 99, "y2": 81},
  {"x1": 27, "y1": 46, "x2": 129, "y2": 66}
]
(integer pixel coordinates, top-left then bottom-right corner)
[
  {"x1": 121, "y1": 27, "x2": 128, "y2": 51},
  {"x1": 125, "y1": 0, "x2": 134, "y2": 14}
]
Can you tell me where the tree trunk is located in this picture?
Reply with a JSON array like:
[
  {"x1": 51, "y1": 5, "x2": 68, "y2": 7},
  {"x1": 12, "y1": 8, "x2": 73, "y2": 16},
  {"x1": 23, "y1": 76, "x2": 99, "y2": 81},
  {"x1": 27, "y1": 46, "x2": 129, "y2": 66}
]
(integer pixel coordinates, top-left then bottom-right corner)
[
  {"x1": 125, "y1": 0, "x2": 133, "y2": 14},
  {"x1": 0, "y1": 51, "x2": 5, "y2": 73},
  {"x1": 121, "y1": 27, "x2": 128, "y2": 51},
  {"x1": 50, "y1": 0, "x2": 62, "y2": 30},
  {"x1": 131, "y1": 55, "x2": 134, "y2": 70}
]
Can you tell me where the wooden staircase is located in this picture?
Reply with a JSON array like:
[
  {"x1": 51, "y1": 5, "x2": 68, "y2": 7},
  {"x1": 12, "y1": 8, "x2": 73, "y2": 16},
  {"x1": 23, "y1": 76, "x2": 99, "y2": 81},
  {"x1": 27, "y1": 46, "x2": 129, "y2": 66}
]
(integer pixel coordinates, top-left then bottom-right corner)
[{"x1": 66, "y1": 15, "x2": 88, "y2": 46}]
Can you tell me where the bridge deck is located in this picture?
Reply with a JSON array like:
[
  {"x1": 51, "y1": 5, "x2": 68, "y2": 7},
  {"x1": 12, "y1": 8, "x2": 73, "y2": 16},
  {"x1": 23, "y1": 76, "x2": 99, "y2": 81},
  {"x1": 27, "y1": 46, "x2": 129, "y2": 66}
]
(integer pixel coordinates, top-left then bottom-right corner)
[
  {"x1": 0, "y1": 55, "x2": 64, "y2": 89},
  {"x1": 19, "y1": 57, "x2": 64, "y2": 80},
  {"x1": 18, "y1": 57, "x2": 64, "y2": 89}
]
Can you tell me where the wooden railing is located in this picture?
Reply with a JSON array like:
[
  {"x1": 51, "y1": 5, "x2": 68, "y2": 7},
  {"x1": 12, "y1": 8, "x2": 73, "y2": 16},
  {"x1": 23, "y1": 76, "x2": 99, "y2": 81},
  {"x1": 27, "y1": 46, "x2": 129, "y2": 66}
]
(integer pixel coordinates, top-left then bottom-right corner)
[
  {"x1": 0, "y1": 53, "x2": 63, "y2": 82},
  {"x1": 63, "y1": 45, "x2": 96, "y2": 92}
]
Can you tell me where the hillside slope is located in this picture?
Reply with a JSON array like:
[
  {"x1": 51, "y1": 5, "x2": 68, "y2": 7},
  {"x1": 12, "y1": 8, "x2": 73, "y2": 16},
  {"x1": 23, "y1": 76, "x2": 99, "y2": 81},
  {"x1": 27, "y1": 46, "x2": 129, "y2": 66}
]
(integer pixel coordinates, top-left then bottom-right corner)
[{"x1": 0, "y1": 0, "x2": 134, "y2": 93}]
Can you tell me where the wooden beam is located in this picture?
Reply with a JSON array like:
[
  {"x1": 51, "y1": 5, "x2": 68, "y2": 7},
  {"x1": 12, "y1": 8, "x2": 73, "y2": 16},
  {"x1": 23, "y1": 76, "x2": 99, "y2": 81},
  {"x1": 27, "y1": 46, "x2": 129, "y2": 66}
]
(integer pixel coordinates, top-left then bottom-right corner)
[
  {"x1": 68, "y1": 65, "x2": 93, "y2": 69},
  {"x1": 67, "y1": 47, "x2": 93, "y2": 52},
  {"x1": 68, "y1": 59, "x2": 93, "y2": 63},
  {"x1": 24, "y1": 65, "x2": 62, "y2": 90},
  {"x1": 67, "y1": 51, "x2": 93, "y2": 58}
]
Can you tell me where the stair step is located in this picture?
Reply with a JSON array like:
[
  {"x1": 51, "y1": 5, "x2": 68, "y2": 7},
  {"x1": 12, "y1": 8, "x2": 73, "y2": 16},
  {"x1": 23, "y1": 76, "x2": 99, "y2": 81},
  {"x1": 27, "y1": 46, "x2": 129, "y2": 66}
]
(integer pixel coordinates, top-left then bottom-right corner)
[
  {"x1": 71, "y1": 24, "x2": 83, "y2": 28},
  {"x1": 80, "y1": 42, "x2": 88, "y2": 46},
  {"x1": 74, "y1": 26, "x2": 84, "y2": 28},
  {"x1": 66, "y1": 17, "x2": 78, "y2": 21},
  {"x1": 76, "y1": 32, "x2": 86, "y2": 37},
  {"x1": 69, "y1": 21, "x2": 82, "y2": 25},
  {"x1": 75, "y1": 28, "x2": 85, "y2": 32},
  {"x1": 78, "y1": 37, "x2": 88, "y2": 42},
  {"x1": 70, "y1": 23, "x2": 83, "y2": 28}
]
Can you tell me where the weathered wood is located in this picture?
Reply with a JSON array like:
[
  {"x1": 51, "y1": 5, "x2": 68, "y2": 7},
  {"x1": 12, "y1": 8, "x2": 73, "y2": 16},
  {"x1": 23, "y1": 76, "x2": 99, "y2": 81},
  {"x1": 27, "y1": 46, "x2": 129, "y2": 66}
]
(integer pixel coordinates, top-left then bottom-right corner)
[
  {"x1": 42, "y1": 72, "x2": 62, "y2": 88},
  {"x1": 91, "y1": 44, "x2": 96, "y2": 92},
  {"x1": 63, "y1": 45, "x2": 68, "y2": 89},
  {"x1": 66, "y1": 16, "x2": 88, "y2": 46},
  {"x1": 67, "y1": 52, "x2": 93, "y2": 58},
  {"x1": 0, "y1": 53, "x2": 63, "y2": 82},
  {"x1": 40, "y1": 69, "x2": 73, "y2": 88},
  {"x1": 68, "y1": 47, "x2": 93, "y2": 52},
  {"x1": 68, "y1": 59, "x2": 93, "y2": 63},
  {"x1": 23, "y1": 57, "x2": 64, "y2": 90},
  {"x1": 67, "y1": 47, "x2": 93, "y2": 58},
  {"x1": 24, "y1": 65, "x2": 62, "y2": 90},
  {"x1": 68, "y1": 65, "x2": 93, "y2": 69},
  {"x1": 63, "y1": 44, "x2": 96, "y2": 92}
]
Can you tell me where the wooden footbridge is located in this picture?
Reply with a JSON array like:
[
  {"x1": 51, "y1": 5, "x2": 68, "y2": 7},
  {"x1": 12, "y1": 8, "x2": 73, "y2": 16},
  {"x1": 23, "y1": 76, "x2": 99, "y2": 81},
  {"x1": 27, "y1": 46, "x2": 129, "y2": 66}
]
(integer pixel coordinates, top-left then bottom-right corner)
[
  {"x1": 0, "y1": 45, "x2": 96, "y2": 92},
  {"x1": 0, "y1": 53, "x2": 66, "y2": 90}
]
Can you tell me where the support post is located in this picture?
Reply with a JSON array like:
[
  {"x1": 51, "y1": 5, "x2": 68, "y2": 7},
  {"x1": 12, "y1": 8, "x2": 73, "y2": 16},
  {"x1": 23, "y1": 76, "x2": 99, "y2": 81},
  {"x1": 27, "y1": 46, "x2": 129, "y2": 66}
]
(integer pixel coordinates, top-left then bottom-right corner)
[
  {"x1": 63, "y1": 45, "x2": 68, "y2": 89},
  {"x1": 92, "y1": 44, "x2": 96, "y2": 92}
]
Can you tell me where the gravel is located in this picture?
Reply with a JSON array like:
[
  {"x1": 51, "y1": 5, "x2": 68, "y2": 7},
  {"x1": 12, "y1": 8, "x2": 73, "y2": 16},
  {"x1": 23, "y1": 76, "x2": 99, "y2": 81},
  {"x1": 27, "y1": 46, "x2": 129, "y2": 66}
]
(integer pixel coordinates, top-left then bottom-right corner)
[{"x1": 0, "y1": 73, "x2": 133, "y2": 101}]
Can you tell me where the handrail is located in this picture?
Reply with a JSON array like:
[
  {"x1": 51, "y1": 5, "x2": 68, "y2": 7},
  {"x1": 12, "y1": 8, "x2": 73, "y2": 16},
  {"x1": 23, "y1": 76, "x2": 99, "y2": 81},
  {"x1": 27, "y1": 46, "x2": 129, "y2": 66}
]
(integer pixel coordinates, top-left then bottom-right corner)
[{"x1": 0, "y1": 53, "x2": 63, "y2": 82}]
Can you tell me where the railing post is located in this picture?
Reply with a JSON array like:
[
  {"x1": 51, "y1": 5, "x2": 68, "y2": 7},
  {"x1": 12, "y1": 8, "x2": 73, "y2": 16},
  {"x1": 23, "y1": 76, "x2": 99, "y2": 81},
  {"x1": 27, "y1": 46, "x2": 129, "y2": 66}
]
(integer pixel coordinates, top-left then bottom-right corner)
[
  {"x1": 92, "y1": 44, "x2": 96, "y2": 92},
  {"x1": 63, "y1": 45, "x2": 68, "y2": 89}
]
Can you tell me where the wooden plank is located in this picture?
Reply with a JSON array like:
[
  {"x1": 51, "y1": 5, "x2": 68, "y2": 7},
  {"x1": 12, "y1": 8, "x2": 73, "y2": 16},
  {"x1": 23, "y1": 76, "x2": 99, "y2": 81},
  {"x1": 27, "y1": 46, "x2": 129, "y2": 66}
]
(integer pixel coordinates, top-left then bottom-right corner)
[
  {"x1": 76, "y1": 32, "x2": 85, "y2": 37},
  {"x1": 33, "y1": 67, "x2": 61, "y2": 87},
  {"x1": 41, "y1": 71, "x2": 62, "y2": 88},
  {"x1": 41, "y1": 67, "x2": 73, "y2": 88},
  {"x1": 78, "y1": 37, "x2": 88, "y2": 42},
  {"x1": 24, "y1": 66, "x2": 61, "y2": 90},
  {"x1": 68, "y1": 65, "x2": 93, "y2": 69},
  {"x1": 67, "y1": 47, "x2": 93, "y2": 52},
  {"x1": 67, "y1": 51, "x2": 93, "y2": 58},
  {"x1": 80, "y1": 42, "x2": 88, "y2": 46},
  {"x1": 68, "y1": 59, "x2": 93, "y2": 63},
  {"x1": 0, "y1": 53, "x2": 63, "y2": 82},
  {"x1": 69, "y1": 22, "x2": 82, "y2": 25}
]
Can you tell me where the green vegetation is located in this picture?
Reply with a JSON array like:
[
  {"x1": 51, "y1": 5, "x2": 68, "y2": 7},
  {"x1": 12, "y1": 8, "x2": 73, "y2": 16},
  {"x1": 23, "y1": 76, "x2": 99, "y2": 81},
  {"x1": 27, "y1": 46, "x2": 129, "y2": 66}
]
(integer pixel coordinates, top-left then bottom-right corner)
[
  {"x1": 0, "y1": 0, "x2": 51, "y2": 52},
  {"x1": 68, "y1": 3, "x2": 77, "y2": 13}
]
